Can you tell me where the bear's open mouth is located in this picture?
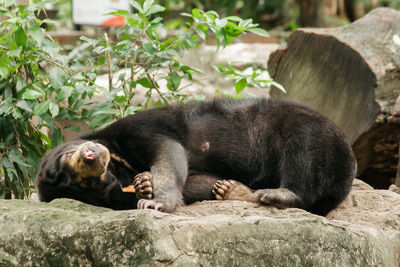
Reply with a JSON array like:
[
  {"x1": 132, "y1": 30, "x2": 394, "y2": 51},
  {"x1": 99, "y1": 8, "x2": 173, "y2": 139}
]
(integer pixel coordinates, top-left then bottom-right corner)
[{"x1": 82, "y1": 148, "x2": 96, "y2": 164}]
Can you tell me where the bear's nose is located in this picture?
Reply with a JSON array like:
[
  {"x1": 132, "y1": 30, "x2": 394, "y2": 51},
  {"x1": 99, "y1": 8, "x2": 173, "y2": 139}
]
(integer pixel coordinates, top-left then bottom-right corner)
[
  {"x1": 84, "y1": 147, "x2": 95, "y2": 159},
  {"x1": 81, "y1": 147, "x2": 97, "y2": 164},
  {"x1": 81, "y1": 143, "x2": 99, "y2": 164}
]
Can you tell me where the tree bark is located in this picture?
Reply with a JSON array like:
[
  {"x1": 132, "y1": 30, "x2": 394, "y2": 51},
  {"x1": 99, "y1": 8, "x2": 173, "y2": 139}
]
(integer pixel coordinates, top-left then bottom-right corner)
[
  {"x1": 295, "y1": 0, "x2": 326, "y2": 27},
  {"x1": 268, "y1": 8, "x2": 400, "y2": 188}
]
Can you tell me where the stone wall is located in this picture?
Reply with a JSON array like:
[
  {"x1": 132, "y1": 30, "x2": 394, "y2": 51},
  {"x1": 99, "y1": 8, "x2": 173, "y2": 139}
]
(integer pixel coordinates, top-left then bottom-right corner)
[{"x1": 1, "y1": 179, "x2": 400, "y2": 266}]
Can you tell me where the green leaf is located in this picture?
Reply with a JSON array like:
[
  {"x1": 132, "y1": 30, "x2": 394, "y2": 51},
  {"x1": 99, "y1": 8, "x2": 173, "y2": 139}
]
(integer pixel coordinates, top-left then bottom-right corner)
[
  {"x1": 49, "y1": 67, "x2": 64, "y2": 89},
  {"x1": 12, "y1": 108, "x2": 22, "y2": 120},
  {"x1": 160, "y1": 37, "x2": 175, "y2": 49},
  {"x1": 235, "y1": 78, "x2": 247, "y2": 94},
  {"x1": 64, "y1": 125, "x2": 81, "y2": 132},
  {"x1": 125, "y1": 105, "x2": 142, "y2": 115},
  {"x1": 89, "y1": 114, "x2": 108, "y2": 129},
  {"x1": 56, "y1": 86, "x2": 72, "y2": 102},
  {"x1": 143, "y1": 43, "x2": 156, "y2": 54},
  {"x1": 151, "y1": 16, "x2": 163, "y2": 24},
  {"x1": 194, "y1": 26, "x2": 207, "y2": 40},
  {"x1": 114, "y1": 95, "x2": 127, "y2": 104},
  {"x1": 0, "y1": 53, "x2": 11, "y2": 78},
  {"x1": 129, "y1": 0, "x2": 143, "y2": 12},
  {"x1": 28, "y1": 19, "x2": 44, "y2": 45},
  {"x1": 8, "y1": 46, "x2": 22, "y2": 58},
  {"x1": 226, "y1": 16, "x2": 243, "y2": 22},
  {"x1": 143, "y1": 0, "x2": 154, "y2": 12},
  {"x1": 205, "y1": 10, "x2": 218, "y2": 20},
  {"x1": 192, "y1": 8, "x2": 201, "y2": 19},
  {"x1": 239, "y1": 18, "x2": 255, "y2": 28},
  {"x1": 0, "y1": 99, "x2": 13, "y2": 115},
  {"x1": 247, "y1": 27, "x2": 269, "y2": 37},
  {"x1": 95, "y1": 86, "x2": 113, "y2": 100},
  {"x1": 49, "y1": 67, "x2": 65, "y2": 89},
  {"x1": 137, "y1": 77, "x2": 153, "y2": 88},
  {"x1": 223, "y1": 21, "x2": 245, "y2": 37},
  {"x1": 146, "y1": 4, "x2": 165, "y2": 16},
  {"x1": 73, "y1": 99, "x2": 85, "y2": 110},
  {"x1": 34, "y1": 100, "x2": 50, "y2": 116},
  {"x1": 215, "y1": 18, "x2": 227, "y2": 30},
  {"x1": 180, "y1": 12, "x2": 192, "y2": 18},
  {"x1": 107, "y1": 9, "x2": 129, "y2": 16},
  {"x1": 9, "y1": 147, "x2": 29, "y2": 167},
  {"x1": 16, "y1": 100, "x2": 33, "y2": 113},
  {"x1": 15, "y1": 26, "x2": 27, "y2": 47},
  {"x1": 91, "y1": 108, "x2": 119, "y2": 116},
  {"x1": 22, "y1": 90, "x2": 43, "y2": 100},
  {"x1": 49, "y1": 101, "x2": 59, "y2": 117},
  {"x1": 2, "y1": 158, "x2": 17, "y2": 180},
  {"x1": 171, "y1": 72, "x2": 181, "y2": 89}
]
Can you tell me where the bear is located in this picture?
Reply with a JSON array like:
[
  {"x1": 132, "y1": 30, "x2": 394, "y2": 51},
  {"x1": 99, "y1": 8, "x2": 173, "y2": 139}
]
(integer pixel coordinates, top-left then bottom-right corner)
[{"x1": 36, "y1": 98, "x2": 357, "y2": 215}]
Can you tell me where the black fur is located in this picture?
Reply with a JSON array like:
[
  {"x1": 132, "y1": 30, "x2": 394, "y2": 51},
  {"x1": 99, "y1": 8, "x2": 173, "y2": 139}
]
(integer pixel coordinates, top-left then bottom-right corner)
[{"x1": 36, "y1": 98, "x2": 357, "y2": 215}]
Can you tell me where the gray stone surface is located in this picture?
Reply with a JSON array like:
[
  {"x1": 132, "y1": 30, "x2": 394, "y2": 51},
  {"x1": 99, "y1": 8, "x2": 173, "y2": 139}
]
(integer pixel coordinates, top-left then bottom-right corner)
[{"x1": 1, "y1": 179, "x2": 400, "y2": 266}]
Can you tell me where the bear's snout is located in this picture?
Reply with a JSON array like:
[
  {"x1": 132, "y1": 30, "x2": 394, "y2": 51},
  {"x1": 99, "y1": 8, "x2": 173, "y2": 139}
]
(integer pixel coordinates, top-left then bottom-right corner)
[
  {"x1": 80, "y1": 144, "x2": 102, "y2": 165},
  {"x1": 78, "y1": 142, "x2": 109, "y2": 165}
]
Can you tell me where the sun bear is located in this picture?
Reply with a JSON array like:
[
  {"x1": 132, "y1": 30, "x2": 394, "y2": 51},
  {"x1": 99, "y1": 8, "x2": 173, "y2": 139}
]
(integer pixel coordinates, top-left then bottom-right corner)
[{"x1": 36, "y1": 98, "x2": 357, "y2": 215}]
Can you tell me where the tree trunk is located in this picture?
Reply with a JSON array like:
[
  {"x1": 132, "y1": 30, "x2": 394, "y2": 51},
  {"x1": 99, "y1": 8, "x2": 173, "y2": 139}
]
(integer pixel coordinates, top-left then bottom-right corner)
[
  {"x1": 268, "y1": 8, "x2": 400, "y2": 188},
  {"x1": 295, "y1": 0, "x2": 326, "y2": 27}
]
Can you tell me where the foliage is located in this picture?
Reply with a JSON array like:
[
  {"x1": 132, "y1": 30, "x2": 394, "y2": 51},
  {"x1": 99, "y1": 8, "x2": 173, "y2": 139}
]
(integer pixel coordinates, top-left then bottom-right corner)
[
  {"x1": 0, "y1": 0, "x2": 96, "y2": 198},
  {"x1": 216, "y1": 65, "x2": 285, "y2": 98},
  {"x1": 77, "y1": 0, "x2": 275, "y2": 129},
  {"x1": 169, "y1": 0, "x2": 286, "y2": 25},
  {"x1": 0, "y1": 0, "x2": 279, "y2": 199}
]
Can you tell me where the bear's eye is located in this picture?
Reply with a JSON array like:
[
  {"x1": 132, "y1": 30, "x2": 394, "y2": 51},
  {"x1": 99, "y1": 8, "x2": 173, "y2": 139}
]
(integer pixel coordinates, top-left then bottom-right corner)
[{"x1": 65, "y1": 152, "x2": 73, "y2": 158}]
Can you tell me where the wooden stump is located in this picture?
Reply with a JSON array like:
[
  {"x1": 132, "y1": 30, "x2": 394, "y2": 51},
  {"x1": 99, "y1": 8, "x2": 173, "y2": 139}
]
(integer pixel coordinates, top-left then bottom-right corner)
[{"x1": 268, "y1": 8, "x2": 400, "y2": 188}]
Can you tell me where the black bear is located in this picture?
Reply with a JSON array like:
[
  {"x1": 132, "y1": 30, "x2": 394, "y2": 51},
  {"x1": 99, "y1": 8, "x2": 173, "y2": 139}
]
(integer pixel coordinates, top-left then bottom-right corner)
[{"x1": 36, "y1": 98, "x2": 357, "y2": 215}]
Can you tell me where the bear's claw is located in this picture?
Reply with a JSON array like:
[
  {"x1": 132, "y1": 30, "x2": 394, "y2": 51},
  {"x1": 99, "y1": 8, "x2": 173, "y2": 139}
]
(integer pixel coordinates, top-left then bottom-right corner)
[
  {"x1": 137, "y1": 199, "x2": 164, "y2": 211},
  {"x1": 133, "y1": 172, "x2": 154, "y2": 200}
]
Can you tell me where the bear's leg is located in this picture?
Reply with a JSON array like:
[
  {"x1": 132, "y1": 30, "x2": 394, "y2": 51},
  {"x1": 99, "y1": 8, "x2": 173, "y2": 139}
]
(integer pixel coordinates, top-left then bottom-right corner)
[
  {"x1": 211, "y1": 180, "x2": 305, "y2": 209},
  {"x1": 139, "y1": 139, "x2": 188, "y2": 211},
  {"x1": 253, "y1": 188, "x2": 304, "y2": 209},
  {"x1": 182, "y1": 174, "x2": 220, "y2": 204},
  {"x1": 212, "y1": 180, "x2": 258, "y2": 203}
]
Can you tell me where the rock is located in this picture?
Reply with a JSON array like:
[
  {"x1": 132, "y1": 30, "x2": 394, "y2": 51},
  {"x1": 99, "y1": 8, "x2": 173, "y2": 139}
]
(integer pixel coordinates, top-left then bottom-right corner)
[
  {"x1": 1, "y1": 181, "x2": 400, "y2": 266},
  {"x1": 389, "y1": 184, "x2": 400, "y2": 194},
  {"x1": 327, "y1": 179, "x2": 400, "y2": 234}
]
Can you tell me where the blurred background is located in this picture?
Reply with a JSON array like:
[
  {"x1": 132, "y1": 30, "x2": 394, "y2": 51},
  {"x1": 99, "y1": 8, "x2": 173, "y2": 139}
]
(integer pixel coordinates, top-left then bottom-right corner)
[{"x1": 21, "y1": 0, "x2": 400, "y2": 43}]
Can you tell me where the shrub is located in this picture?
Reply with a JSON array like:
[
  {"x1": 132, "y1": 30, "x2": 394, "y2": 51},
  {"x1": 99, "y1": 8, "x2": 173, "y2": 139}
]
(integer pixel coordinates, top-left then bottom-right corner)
[
  {"x1": 0, "y1": 0, "x2": 282, "y2": 199},
  {"x1": 0, "y1": 1, "x2": 96, "y2": 198}
]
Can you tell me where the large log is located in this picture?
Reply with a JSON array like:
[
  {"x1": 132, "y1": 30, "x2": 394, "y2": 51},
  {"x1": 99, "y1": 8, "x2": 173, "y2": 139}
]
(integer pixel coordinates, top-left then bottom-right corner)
[{"x1": 268, "y1": 8, "x2": 400, "y2": 188}]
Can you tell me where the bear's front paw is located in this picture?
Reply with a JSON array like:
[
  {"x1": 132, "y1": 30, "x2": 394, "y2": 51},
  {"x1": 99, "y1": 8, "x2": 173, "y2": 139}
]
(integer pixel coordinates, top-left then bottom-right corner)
[
  {"x1": 133, "y1": 172, "x2": 153, "y2": 200},
  {"x1": 137, "y1": 195, "x2": 183, "y2": 212},
  {"x1": 137, "y1": 199, "x2": 164, "y2": 211}
]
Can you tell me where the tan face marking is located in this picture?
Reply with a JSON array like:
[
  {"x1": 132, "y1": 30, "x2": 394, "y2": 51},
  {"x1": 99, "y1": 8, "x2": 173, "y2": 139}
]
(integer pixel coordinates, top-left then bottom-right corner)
[{"x1": 61, "y1": 142, "x2": 110, "y2": 182}]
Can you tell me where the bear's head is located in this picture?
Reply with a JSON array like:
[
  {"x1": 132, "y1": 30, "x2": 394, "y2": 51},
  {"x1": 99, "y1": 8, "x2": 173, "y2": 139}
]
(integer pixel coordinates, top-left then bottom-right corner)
[{"x1": 35, "y1": 140, "x2": 137, "y2": 208}]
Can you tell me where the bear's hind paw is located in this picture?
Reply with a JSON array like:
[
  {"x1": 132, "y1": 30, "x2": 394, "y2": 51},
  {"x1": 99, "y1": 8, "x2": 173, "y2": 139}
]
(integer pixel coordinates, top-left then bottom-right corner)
[
  {"x1": 254, "y1": 188, "x2": 304, "y2": 209},
  {"x1": 212, "y1": 180, "x2": 257, "y2": 203}
]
